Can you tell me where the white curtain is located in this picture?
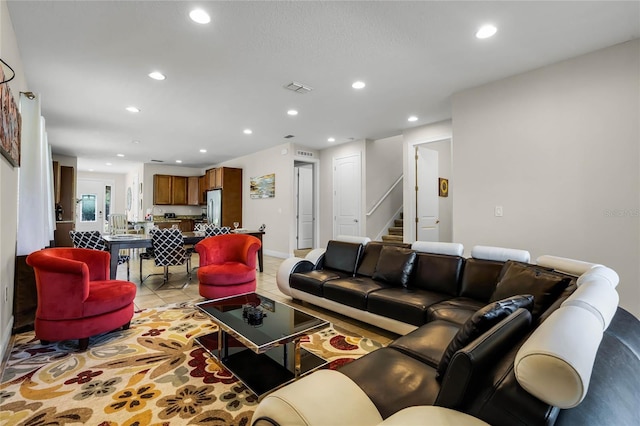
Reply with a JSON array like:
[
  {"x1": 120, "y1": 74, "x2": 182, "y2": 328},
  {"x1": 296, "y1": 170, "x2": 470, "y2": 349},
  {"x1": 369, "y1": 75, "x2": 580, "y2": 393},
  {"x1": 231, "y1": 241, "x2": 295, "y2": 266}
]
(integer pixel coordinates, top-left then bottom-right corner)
[{"x1": 17, "y1": 93, "x2": 54, "y2": 255}]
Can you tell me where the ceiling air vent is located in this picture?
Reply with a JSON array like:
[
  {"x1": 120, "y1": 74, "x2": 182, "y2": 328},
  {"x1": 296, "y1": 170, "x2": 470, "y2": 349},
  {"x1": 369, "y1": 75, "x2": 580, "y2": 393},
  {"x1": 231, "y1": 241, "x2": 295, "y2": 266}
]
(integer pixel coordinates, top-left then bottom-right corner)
[
  {"x1": 284, "y1": 135, "x2": 295, "y2": 139},
  {"x1": 296, "y1": 150, "x2": 314, "y2": 158},
  {"x1": 150, "y1": 159, "x2": 164, "y2": 162},
  {"x1": 284, "y1": 81, "x2": 313, "y2": 94}
]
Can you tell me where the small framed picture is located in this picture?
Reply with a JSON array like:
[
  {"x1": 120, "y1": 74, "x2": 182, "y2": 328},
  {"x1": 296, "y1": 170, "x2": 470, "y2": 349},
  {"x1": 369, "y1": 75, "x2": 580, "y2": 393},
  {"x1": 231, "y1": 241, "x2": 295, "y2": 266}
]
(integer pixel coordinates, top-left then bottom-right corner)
[{"x1": 439, "y1": 178, "x2": 449, "y2": 197}]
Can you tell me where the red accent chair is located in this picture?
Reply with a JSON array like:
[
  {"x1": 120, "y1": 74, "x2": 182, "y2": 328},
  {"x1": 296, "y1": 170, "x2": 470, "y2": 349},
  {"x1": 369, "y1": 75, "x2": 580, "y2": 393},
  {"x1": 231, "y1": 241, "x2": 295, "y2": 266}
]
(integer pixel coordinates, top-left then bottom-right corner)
[
  {"x1": 195, "y1": 234, "x2": 262, "y2": 299},
  {"x1": 26, "y1": 247, "x2": 137, "y2": 350}
]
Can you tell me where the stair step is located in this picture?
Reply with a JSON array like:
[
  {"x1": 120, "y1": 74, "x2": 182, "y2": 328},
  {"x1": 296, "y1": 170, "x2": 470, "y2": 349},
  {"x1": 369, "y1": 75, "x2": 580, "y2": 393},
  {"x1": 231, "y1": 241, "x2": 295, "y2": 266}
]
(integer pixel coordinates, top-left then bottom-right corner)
[
  {"x1": 388, "y1": 227, "x2": 403, "y2": 235},
  {"x1": 382, "y1": 235, "x2": 403, "y2": 242},
  {"x1": 394, "y1": 219, "x2": 403, "y2": 227}
]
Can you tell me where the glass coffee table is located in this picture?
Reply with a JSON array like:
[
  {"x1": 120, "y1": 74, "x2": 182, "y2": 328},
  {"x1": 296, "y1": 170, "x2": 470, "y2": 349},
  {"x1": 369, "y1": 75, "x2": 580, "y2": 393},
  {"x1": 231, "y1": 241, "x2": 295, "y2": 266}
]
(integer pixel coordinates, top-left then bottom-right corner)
[{"x1": 195, "y1": 293, "x2": 329, "y2": 398}]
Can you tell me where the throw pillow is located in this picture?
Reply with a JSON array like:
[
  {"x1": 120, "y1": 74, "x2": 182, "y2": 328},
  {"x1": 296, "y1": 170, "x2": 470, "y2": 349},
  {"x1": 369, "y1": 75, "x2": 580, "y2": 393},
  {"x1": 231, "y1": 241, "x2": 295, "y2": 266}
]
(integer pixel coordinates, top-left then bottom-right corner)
[
  {"x1": 435, "y1": 294, "x2": 534, "y2": 381},
  {"x1": 489, "y1": 261, "x2": 571, "y2": 318},
  {"x1": 372, "y1": 245, "x2": 417, "y2": 287}
]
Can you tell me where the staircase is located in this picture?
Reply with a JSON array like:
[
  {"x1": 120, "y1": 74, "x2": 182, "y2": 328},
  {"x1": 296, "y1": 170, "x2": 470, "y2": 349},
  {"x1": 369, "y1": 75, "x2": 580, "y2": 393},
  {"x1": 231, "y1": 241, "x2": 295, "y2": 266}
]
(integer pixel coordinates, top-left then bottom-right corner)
[{"x1": 381, "y1": 212, "x2": 403, "y2": 243}]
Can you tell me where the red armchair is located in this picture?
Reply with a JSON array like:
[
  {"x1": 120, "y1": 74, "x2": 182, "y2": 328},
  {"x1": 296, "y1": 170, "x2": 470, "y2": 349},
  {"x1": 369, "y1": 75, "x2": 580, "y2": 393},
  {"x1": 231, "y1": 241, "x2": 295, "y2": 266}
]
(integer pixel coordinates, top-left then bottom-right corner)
[
  {"x1": 195, "y1": 234, "x2": 262, "y2": 299},
  {"x1": 26, "y1": 247, "x2": 137, "y2": 350}
]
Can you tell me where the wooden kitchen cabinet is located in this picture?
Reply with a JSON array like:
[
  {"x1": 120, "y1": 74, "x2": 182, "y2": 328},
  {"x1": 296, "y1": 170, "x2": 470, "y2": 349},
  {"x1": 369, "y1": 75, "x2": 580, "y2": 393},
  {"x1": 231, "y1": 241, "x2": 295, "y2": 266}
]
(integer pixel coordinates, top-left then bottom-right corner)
[
  {"x1": 172, "y1": 176, "x2": 188, "y2": 205},
  {"x1": 58, "y1": 165, "x2": 75, "y2": 221},
  {"x1": 198, "y1": 175, "x2": 206, "y2": 205},
  {"x1": 187, "y1": 176, "x2": 200, "y2": 206},
  {"x1": 153, "y1": 174, "x2": 173, "y2": 205},
  {"x1": 53, "y1": 161, "x2": 61, "y2": 204},
  {"x1": 153, "y1": 175, "x2": 191, "y2": 205},
  {"x1": 179, "y1": 219, "x2": 194, "y2": 232},
  {"x1": 205, "y1": 168, "x2": 216, "y2": 190},
  {"x1": 54, "y1": 221, "x2": 75, "y2": 247}
]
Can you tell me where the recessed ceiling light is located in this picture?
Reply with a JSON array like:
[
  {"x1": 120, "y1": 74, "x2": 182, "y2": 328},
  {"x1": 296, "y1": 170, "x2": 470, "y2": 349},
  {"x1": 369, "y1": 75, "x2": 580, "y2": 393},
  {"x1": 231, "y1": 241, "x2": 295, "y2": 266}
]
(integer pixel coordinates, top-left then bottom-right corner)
[
  {"x1": 328, "y1": 137, "x2": 336, "y2": 142},
  {"x1": 287, "y1": 109, "x2": 298, "y2": 116},
  {"x1": 199, "y1": 149, "x2": 207, "y2": 153},
  {"x1": 176, "y1": 160, "x2": 183, "y2": 164},
  {"x1": 106, "y1": 162, "x2": 112, "y2": 166},
  {"x1": 408, "y1": 116, "x2": 418, "y2": 122},
  {"x1": 132, "y1": 140, "x2": 140, "y2": 144},
  {"x1": 189, "y1": 9, "x2": 211, "y2": 24},
  {"x1": 117, "y1": 153, "x2": 125, "y2": 157},
  {"x1": 88, "y1": 169, "x2": 94, "y2": 172},
  {"x1": 352, "y1": 81, "x2": 366, "y2": 89},
  {"x1": 148, "y1": 71, "x2": 166, "y2": 81},
  {"x1": 476, "y1": 24, "x2": 497, "y2": 39},
  {"x1": 243, "y1": 129, "x2": 253, "y2": 135},
  {"x1": 125, "y1": 106, "x2": 140, "y2": 113}
]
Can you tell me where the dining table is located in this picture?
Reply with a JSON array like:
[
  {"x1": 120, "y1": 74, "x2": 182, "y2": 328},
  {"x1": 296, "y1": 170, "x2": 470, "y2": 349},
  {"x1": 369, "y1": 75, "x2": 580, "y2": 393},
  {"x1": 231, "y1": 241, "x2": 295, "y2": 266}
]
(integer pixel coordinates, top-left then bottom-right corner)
[{"x1": 103, "y1": 230, "x2": 265, "y2": 280}]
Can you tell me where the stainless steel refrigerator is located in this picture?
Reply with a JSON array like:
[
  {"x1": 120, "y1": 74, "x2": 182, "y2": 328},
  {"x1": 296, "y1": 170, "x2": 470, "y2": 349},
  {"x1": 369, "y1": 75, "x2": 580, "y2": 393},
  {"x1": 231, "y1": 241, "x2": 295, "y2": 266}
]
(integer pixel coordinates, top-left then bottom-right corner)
[{"x1": 206, "y1": 189, "x2": 222, "y2": 226}]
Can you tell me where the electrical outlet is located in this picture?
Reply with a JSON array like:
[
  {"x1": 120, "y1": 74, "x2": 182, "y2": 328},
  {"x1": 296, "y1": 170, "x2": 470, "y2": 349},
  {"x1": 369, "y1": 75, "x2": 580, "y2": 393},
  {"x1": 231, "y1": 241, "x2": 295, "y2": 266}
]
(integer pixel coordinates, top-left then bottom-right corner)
[{"x1": 495, "y1": 205, "x2": 504, "y2": 217}]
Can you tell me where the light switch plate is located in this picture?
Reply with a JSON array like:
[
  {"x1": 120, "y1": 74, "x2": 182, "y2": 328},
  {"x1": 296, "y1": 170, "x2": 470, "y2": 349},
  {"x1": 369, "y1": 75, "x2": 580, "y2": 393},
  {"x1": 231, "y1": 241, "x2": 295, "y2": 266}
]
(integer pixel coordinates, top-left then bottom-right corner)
[{"x1": 495, "y1": 205, "x2": 504, "y2": 217}]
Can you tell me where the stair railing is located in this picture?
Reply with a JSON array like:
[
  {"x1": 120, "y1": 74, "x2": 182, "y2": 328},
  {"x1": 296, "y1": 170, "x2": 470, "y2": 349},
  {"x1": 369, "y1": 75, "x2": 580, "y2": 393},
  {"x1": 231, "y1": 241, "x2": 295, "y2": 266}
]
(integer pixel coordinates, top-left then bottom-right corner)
[{"x1": 366, "y1": 175, "x2": 403, "y2": 216}]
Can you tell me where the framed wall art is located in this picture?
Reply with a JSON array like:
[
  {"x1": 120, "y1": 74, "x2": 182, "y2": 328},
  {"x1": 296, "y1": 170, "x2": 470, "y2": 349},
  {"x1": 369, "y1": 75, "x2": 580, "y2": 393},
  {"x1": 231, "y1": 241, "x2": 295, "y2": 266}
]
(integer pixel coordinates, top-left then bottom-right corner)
[
  {"x1": 250, "y1": 173, "x2": 275, "y2": 199},
  {"x1": 0, "y1": 67, "x2": 21, "y2": 167},
  {"x1": 439, "y1": 178, "x2": 449, "y2": 197}
]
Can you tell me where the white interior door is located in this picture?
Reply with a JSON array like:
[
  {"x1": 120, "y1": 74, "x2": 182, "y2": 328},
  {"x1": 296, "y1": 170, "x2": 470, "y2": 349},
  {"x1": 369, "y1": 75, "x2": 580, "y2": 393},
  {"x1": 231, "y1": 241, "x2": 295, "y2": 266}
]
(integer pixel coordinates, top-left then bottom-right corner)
[
  {"x1": 416, "y1": 145, "x2": 439, "y2": 241},
  {"x1": 296, "y1": 165, "x2": 314, "y2": 249},
  {"x1": 333, "y1": 153, "x2": 362, "y2": 237},
  {"x1": 75, "y1": 179, "x2": 106, "y2": 233}
]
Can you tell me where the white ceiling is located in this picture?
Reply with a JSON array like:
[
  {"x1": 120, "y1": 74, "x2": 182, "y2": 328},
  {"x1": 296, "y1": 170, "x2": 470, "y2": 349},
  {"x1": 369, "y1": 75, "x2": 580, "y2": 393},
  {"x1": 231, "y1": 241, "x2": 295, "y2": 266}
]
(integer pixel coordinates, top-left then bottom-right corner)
[{"x1": 7, "y1": 1, "x2": 639, "y2": 174}]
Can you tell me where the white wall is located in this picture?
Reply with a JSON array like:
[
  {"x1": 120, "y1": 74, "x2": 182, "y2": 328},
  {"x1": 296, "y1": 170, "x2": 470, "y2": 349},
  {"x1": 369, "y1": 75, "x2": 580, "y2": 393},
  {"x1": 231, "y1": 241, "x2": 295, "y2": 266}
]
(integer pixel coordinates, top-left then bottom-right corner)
[
  {"x1": 319, "y1": 139, "x2": 367, "y2": 247},
  {"x1": 125, "y1": 163, "x2": 145, "y2": 221},
  {"x1": 218, "y1": 142, "x2": 295, "y2": 258},
  {"x1": 402, "y1": 120, "x2": 453, "y2": 243},
  {"x1": 0, "y1": 0, "x2": 27, "y2": 360},
  {"x1": 452, "y1": 40, "x2": 640, "y2": 317},
  {"x1": 366, "y1": 135, "x2": 404, "y2": 240}
]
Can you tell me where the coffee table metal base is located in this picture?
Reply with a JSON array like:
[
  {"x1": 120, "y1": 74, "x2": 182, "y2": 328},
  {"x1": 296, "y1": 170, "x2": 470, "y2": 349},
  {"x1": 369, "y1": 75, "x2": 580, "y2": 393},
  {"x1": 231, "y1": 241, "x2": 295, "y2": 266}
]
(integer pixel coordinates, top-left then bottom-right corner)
[{"x1": 195, "y1": 331, "x2": 327, "y2": 398}]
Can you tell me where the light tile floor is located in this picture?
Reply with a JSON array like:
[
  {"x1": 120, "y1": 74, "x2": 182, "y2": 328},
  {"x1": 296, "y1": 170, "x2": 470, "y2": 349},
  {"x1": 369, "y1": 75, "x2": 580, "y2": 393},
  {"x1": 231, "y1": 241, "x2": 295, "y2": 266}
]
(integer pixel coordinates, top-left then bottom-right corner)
[{"x1": 124, "y1": 252, "x2": 398, "y2": 346}]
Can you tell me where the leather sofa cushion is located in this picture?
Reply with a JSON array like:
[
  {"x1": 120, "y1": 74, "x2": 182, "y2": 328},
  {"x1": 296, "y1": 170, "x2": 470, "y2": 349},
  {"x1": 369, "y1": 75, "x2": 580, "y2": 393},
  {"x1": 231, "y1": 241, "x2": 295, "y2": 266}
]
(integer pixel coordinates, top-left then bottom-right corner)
[
  {"x1": 372, "y1": 245, "x2": 417, "y2": 287},
  {"x1": 339, "y1": 347, "x2": 442, "y2": 419},
  {"x1": 409, "y1": 253, "x2": 464, "y2": 295},
  {"x1": 324, "y1": 277, "x2": 392, "y2": 310},
  {"x1": 436, "y1": 295, "x2": 534, "y2": 380},
  {"x1": 290, "y1": 270, "x2": 350, "y2": 297},
  {"x1": 355, "y1": 242, "x2": 410, "y2": 277},
  {"x1": 367, "y1": 288, "x2": 450, "y2": 326},
  {"x1": 490, "y1": 261, "x2": 571, "y2": 318},
  {"x1": 459, "y1": 258, "x2": 505, "y2": 302},
  {"x1": 323, "y1": 240, "x2": 363, "y2": 274},
  {"x1": 389, "y1": 320, "x2": 461, "y2": 367},
  {"x1": 427, "y1": 297, "x2": 486, "y2": 325}
]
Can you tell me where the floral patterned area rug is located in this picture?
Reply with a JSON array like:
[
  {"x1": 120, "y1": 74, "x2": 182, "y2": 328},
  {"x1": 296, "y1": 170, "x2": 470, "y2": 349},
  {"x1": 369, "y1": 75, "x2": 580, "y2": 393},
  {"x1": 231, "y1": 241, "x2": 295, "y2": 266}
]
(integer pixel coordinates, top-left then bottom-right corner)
[{"x1": 0, "y1": 302, "x2": 384, "y2": 426}]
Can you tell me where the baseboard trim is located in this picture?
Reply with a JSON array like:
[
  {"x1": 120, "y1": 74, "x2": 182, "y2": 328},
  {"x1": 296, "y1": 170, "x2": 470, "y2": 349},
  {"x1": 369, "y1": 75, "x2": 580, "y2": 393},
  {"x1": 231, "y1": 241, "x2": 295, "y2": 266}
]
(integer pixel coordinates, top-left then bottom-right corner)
[
  {"x1": 0, "y1": 315, "x2": 15, "y2": 365},
  {"x1": 263, "y1": 249, "x2": 289, "y2": 259}
]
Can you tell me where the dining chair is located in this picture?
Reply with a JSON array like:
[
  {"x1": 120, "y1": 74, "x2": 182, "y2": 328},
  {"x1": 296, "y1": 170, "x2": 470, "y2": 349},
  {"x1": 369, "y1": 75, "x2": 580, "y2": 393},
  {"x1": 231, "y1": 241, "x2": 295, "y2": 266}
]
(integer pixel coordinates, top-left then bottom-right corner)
[
  {"x1": 141, "y1": 227, "x2": 191, "y2": 287},
  {"x1": 204, "y1": 225, "x2": 231, "y2": 237},
  {"x1": 69, "y1": 230, "x2": 130, "y2": 280},
  {"x1": 108, "y1": 213, "x2": 129, "y2": 235}
]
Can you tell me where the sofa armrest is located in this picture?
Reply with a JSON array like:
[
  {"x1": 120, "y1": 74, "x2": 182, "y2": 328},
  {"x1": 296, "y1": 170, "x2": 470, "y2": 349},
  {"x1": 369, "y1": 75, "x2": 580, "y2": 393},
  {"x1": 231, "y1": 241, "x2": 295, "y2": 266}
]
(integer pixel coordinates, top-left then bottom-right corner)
[
  {"x1": 276, "y1": 257, "x2": 314, "y2": 296},
  {"x1": 380, "y1": 406, "x2": 490, "y2": 426},
  {"x1": 304, "y1": 248, "x2": 325, "y2": 267},
  {"x1": 252, "y1": 369, "x2": 383, "y2": 426},
  {"x1": 436, "y1": 308, "x2": 532, "y2": 409}
]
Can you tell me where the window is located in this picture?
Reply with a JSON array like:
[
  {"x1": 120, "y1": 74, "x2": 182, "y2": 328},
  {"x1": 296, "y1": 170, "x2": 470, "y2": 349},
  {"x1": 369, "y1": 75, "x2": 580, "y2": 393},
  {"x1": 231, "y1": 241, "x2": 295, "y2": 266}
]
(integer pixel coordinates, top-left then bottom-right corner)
[{"x1": 80, "y1": 194, "x2": 97, "y2": 222}]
